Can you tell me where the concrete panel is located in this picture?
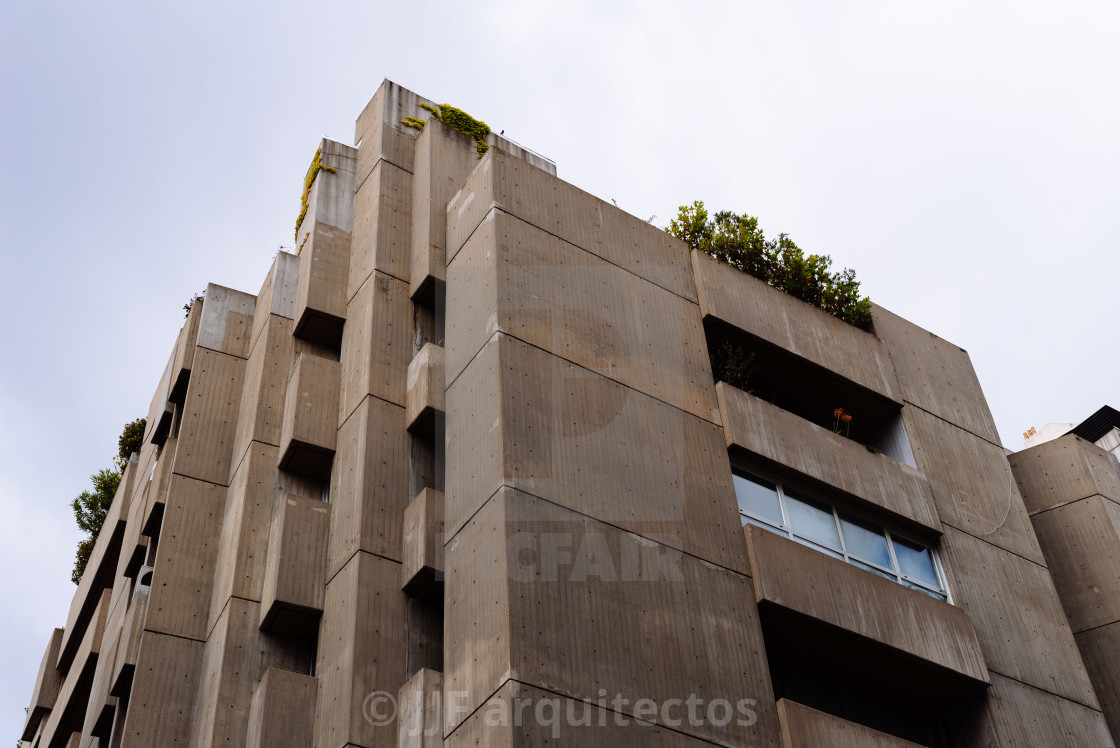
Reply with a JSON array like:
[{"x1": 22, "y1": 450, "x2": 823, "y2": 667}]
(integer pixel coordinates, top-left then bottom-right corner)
[
  {"x1": 776, "y1": 699, "x2": 923, "y2": 748},
  {"x1": 718, "y1": 383, "x2": 940, "y2": 533},
  {"x1": 81, "y1": 582, "x2": 130, "y2": 742},
  {"x1": 444, "y1": 490, "x2": 511, "y2": 736},
  {"x1": 398, "y1": 668, "x2": 442, "y2": 748},
  {"x1": 141, "y1": 433, "x2": 177, "y2": 538},
  {"x1": 245, "y1": 668, "x2": 317, "y2": 748},
  {"x1": 328, "y1": 395, "x2": 409, "y2": 577},
  {"x1": 173, "y1": 347, "x2": 246, "y2": 487},
  {"x1": 446, "y1": 488, "x2": 782, "y2": 747},
  {"x1": 445, "y1": 680, "x2": 729, "y2": 748},
  {"x1": 350, "y1": 159, "x2": 413, "y2": 297},
  {"x1": 338, "y1": 270, "x2": 411, "y2": 423},
  {"x1": 1011, "y1": 433, "x2": 1120, "y2": 514},
  {"x1": 905, "y1": 405, "x2": 1044, "y2": 564},
  {"x1": 279, "y1": 353, "x2": 341, "y2": 478},
  {"x1": 232, "y1": 313, "x2": 294, "y2": 462},
  {"x1": 248, "y1": 250, "x2": 299, "y2": 351},
  {"x1": 42, "y1": 590, "x2": 111, "y2": 748},
  {"x1": 298, "y1": 139, "x2": 357, "y2": 239},
  {"x1": 401, "y1": 488, "x2": 444, "y2": 595},
  {"x1": 1076, "y1": 621, "x2": 1120, "y2": 742},
  {"x1": 110, "y1": 582, "x2": 149, "y2": 697},
  {"x1": 58, "y1": 486, "x2": 125, "y2": 670},
  {"x1": 118, "y1": 631, "x2": 202, "y2": 747},
  {"x1": 446, "y1": 333, "x2": 754, "y2": 575},
  {"x1": 260, "y1": 493, "x2": 330, "y2": 636},
  {"x1": 447, "y1": 210, "x2": 718, "y2": 422},
  {"x1": 1032, "y1": 495, "x2": 1120, "y2": 633},
  {"x1": 22, "y1": 628, "x2": 64, "y2": 741},
  {"x1": 192, "y1": 597, "x2": 314, "y2": 748},
  {"x1": 940, "y1": 524, "x2": 1098, "y2": 707},
  {"x1": 294, "y1": 220, "x2": 350, "y2": 346},
  {"x1": 409, "y1": 118, "x2": 481, "y2": 299},
  {"x1": 144, "y1": 348, "x2": 175, "y2": 446},
  {"x1": 145, "y1": 474, "x2": 226, "y2": 641},
  {"x1": 170, "y1": 295, "x2": 205, "y2": 403},
  {"x1": 208, "y1": 443, "x2": 279, "y2": 633},
  {"x1": 447, "y1": 148, "x2": 697, "y2": 302},
  {"x1": 196, "y1": 283, "x2": 257, "y2": 359},
  {"x1": 747, "y1": 526, "x2": 988, "y2": 684},
  {"x1": 406, "y1": 343, "x2": 444, "y2": 434},
  {"x1": 872, "y1": 305, "x2": 1001, "y2": 444},
  {"x1": 295, "y1": 143, "x2": 356, "y2": 345},
  {"x1": 692, "y1": 251, "x2": 900, "y2": 402},
  {"x1": 354, "y1": 78, "x2": 422, "y2": 183},
  {"x1": 314, "y1": 551, "x2": 406, "y2": 748},
  {"x1": 945, "y1": 671, "x2": 1114, "y2": 747}
]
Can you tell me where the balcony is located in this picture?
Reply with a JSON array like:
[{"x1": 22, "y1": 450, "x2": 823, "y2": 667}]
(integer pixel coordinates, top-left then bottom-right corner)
[
  {"x1": 718, "y1": 383, "x2": 939, "y2": 533},
  {"x1": 746, "y1": 526, "x2": 988, "y2": 712},
  {"x1": 401, "y1": 488, "x2": 444, "y2": 599},
  {"x1": 279, "y1": 354, "x2": 341, "y2": 479},
  {"x1": 259, "y1": 493, "x2": 330, "y2": 638}
]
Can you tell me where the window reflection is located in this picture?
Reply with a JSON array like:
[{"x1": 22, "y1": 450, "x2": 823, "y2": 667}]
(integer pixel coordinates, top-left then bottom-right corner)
[{"x1": 733, "y1": 469, "x2": 948, "y2": 602}]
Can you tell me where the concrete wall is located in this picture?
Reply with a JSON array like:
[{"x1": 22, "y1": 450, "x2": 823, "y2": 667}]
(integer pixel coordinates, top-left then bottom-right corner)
[{"x1": 1012, "y1": 434, "x2": 1120, "y2": 743}]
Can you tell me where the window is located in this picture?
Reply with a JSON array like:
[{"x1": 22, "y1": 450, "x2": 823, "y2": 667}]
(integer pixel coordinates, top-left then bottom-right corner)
[{"x1": 734, "y1": 470, "x2": 949, "y2": 601}]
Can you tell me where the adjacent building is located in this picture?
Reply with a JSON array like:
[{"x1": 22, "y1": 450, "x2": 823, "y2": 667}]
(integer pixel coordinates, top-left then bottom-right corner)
[{"x1": 19, "y1": 79, "x2": 1119, "y2": 747}]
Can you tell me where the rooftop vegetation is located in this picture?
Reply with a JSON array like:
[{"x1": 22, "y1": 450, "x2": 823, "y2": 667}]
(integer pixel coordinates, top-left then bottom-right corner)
[{"x1": 667, "y1": 201, "x2": 872, "y2": 327}]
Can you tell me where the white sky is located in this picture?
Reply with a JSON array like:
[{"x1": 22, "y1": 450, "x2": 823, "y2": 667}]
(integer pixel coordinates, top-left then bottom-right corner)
[{"x1": 2, "y1": 0, "x2": 1117, "y2": 739}]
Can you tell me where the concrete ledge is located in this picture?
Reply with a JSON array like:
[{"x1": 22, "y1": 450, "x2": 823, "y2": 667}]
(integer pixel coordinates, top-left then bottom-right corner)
[
  {"x1": 197, "y1": 283, "x2": 257, "y2": 360},
  {"x1": 402, "y1": 488, "x2": 444, "y2": 598},
  {"x1": 718, "y1": 383, "x2": 940, "y2": 533},
  {"x1": 42, "y1": 590, "x2": 111, "y2": 748},
  {"x1": 279, "y1": 354, "x2": 341, "y2": 479},
  {"x1": 398, "y1": 668, "x2": 442, "y2": 748},
  {"x1": 409, "y1": 119, "x2": 480, "y2": 302},
  {"x1": 1011, "y1": 433, "x2": 1120, "y2": 514},
  {"x1": 406, "y1": 343, "x2": 444, "y2": 436},
  {"x1": 747, "y1": 526, "x2": 989, "y2": 688},
  {"x1": 246, "y1": 668, "x2": 317, "y2": 748},
  {"x1": 777, "y1": 699, "x2": 923, "y2": 748},
  {"x1": 21, "y1": 628, "x2": 63, "y2": 741},
  {"x1": 294, "y1": 140, "x2": 356, "y2": 348},
  {"x1": 260, "y1": 493, "x2": 330, "y2": 638},
  {"x1": 170, "y1": 296, "x2": 204, "y2": 403},
  {"x1": 446, "y1": 148, "x2": 697, "y2": 303}
]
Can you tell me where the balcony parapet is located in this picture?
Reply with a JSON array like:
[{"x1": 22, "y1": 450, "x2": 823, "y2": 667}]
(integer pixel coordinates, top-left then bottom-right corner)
[
  {"x1": 718, "y1": 382, "x2": 939, "y2": 533},
  {"x1": 693, "y1": 251, "x2": 900, "y2": 402}
]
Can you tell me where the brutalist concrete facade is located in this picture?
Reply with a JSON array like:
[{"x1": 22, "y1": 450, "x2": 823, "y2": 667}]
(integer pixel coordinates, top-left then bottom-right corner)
[{"x1": 19, "y1": 79, "x2": 1118, "y2": 747}]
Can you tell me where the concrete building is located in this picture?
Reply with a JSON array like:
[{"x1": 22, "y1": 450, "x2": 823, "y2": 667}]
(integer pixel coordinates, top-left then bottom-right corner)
[{"x1": 19, "y1": 79, "x2": 1119, "y2": 747}]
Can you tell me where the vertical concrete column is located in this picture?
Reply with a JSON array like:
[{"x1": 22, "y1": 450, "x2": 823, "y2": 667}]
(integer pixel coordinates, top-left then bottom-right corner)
[
  {"x1": 295, "y1": 139, "x2": 357, "y2": 348},
  {"x1": 442, "y1": 149, "x2": 782, "y2": 746},
  {"x1": 408, "y1": 118, "x2": 480, "y2": 303},
  {"x1": 1011, "y1": 434, "x2": 1120, "y2": 743}
]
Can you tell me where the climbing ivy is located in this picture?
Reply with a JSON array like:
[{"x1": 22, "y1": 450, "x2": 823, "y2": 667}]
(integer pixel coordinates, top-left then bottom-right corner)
[
  {"x1": 293, "y1": 146, "x2": 337, "y2": 247},
  {"x1": 402, "y1": 102, "x2": 491, "y2": 158}
]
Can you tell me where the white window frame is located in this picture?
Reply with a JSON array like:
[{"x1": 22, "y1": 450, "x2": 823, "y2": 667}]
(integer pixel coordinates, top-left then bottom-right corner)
[{"x1": 734, "y1": 467, "x2": 951, "y2": 603}]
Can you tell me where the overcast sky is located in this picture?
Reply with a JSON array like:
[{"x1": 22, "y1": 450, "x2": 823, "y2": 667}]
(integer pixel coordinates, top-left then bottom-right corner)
[{"x1": 2, "y1": 0, "x2": 1117, "y2": 739}]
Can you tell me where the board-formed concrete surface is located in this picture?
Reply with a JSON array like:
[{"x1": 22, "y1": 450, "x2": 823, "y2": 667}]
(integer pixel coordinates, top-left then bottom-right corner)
[{"x1": 20, "y1": 78, "x2": 1119, "y2": 748}]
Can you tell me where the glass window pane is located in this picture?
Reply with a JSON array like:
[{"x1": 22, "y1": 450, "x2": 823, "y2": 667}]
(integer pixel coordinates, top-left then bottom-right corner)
[
  {"x1": 734, "y1": 473, "x2": 782, "y2": 527},
  {"x1": 851, "y1": 558, "x2": 897, "y2": 583},
  {"x1": 839, "y1": 514, "x2": 892, "y2": 569},
  {"x1": 785, "y1": 490, "x2": 841, "y2": 550},
  {"x1": 791, "y1": 535, "x2": 843, "y2": 560},
  {"x1": 744, "y1": 515, "x2": 784, "y2": 536},
  {"x1": 902, "y1": 579, "x2": 947, "y2": 601},
  {"x1": 893, "y1": 537, "x2": 940, "y2": 589}
]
